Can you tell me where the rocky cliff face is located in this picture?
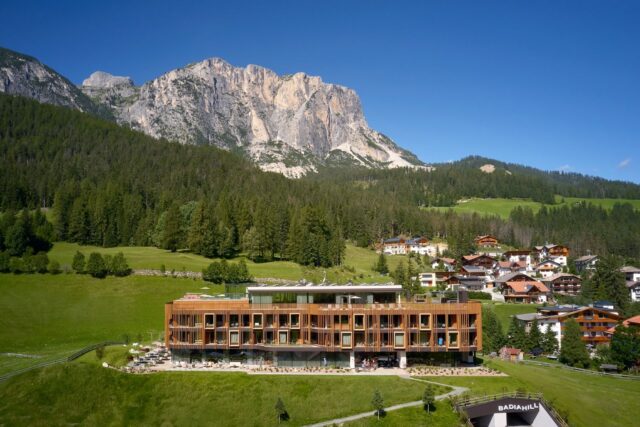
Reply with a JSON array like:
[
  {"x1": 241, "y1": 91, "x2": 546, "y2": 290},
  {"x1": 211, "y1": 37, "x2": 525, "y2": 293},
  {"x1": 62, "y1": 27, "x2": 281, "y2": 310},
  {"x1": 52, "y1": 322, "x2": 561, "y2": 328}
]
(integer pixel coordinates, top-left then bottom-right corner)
[
  {"x1": 0, "y1": 47, "x2": 105, "y2": 116},
  {"x1": 82, "y1": 58, "x2": 423, "y2": 176}
]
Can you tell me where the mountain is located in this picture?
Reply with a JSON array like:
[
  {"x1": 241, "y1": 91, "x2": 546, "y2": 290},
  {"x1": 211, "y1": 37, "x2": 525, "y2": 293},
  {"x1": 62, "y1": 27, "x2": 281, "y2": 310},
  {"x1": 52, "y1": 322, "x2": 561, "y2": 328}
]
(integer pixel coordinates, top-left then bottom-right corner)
[
  {"x1": 80, "y1": 58, "x2": 423, "y2": 177},
  {"x1": 0, "y1": 47, "x2": 109, "y2": 119}
]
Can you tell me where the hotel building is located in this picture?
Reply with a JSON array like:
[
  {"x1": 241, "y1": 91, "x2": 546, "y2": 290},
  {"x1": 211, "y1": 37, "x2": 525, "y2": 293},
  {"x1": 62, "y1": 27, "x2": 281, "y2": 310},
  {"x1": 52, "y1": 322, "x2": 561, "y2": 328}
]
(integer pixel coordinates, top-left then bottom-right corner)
[{"x1": 164, "y1": 282, "x2": 482, "y2": 368}]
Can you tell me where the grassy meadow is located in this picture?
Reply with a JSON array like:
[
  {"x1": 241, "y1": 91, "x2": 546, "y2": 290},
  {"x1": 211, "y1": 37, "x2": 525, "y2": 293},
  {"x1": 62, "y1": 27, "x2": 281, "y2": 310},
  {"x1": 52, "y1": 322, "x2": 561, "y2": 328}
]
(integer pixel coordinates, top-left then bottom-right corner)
[
  {"x1": 416, "y1": 359, "x2": 640, "y2": 427},
  {"x1": 427, "y1": 196, "x2": 640, "y2": 219},
  {"x1": 484, "y1": 302, "x2": 539, "y2": 332},
  {"x1": 0, "y1": 364, "x2": 436, "y2": 426},
  {"x1": 48, "y1": 242, "x2": 405, "y2": 283}
]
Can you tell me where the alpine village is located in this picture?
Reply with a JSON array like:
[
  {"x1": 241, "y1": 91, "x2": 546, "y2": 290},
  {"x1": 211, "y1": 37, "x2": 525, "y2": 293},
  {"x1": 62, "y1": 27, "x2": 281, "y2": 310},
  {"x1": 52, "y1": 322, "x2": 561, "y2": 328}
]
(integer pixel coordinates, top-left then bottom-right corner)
[{"x1": 1, "y1": 3, "x2": 640, "y2": 427}]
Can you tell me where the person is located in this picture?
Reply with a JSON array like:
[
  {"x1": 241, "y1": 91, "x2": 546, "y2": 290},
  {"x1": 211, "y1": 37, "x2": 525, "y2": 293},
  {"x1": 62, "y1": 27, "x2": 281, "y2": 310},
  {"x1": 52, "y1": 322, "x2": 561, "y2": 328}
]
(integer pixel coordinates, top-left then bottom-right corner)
[{"x1": 322, "y1": 356, "x2": 327, "y2": 367}]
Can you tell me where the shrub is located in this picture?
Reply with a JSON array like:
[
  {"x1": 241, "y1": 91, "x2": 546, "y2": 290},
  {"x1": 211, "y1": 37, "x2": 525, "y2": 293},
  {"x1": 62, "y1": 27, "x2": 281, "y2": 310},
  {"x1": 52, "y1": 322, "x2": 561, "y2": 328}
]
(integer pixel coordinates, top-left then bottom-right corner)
[
  {"x1": 9, "y1": 257, "x2": 25, "y2": 273},
  {"x1": 0, "y1": 251, "x2": 10, "y2": 272},
  {"x1": 47, "y1": 260, "x2": 61, "y2": 274},
  {"x1": 86, "y1": 252, "x2": 107, "y2": 278},
  {"x1": 72, "y1": 251, "x2": 85, "y2": 273},
  {"x1": 110, "y1": 252, "x2": 131, "y2": 277}
]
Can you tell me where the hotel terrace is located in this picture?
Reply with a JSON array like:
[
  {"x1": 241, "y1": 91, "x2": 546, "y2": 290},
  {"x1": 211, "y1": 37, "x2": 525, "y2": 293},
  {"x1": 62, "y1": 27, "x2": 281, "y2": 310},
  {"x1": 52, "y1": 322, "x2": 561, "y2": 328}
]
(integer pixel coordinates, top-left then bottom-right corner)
[{"x1": 165, "y1": 282, "x2": 482, "y2": 368}]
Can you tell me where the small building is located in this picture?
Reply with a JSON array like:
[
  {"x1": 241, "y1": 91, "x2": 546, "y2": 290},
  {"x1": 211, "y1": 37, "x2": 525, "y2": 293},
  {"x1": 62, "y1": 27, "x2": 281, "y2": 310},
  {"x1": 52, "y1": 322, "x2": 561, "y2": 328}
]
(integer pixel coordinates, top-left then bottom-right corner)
[
  {"x1": 500, "y1": 346, "x2": 524, "y2": 361},
  {"x1": 431, "y1": 257, "x2": 457, "y2": 272},
  {"x1": 533, "y1": 244, "x2": 570, "y2": 266},
  {"x1": 418, "y1": 272, "x2": 436, "y2": 288},
  {"x1": 460, "y1": 265, "x2": 489, "y2": 278},
  {"x1": 535, "y1": 259, "x2": 563, "y2": 279},
  {"x1": 456, "y1": 394, "x2": 565, "y2": 427},
  {"x1": 542, "y1": 273, "x2": 582, "y2": 296},
  {"x1": 503, "y1": 250, "x2": 533, "y2": 270},
  {"x1": 620, "y1": 267, "x2": 640, "y2": 302},
  {"x1": 496, "y1": 260, "x2": 528, "y2": 277},
  {"x1": 462, "y1": 254, "x2": 497, "y2": 270},
  {"x1": 502, "y1": 281, "x2": 550, "y2": 304},
  {"x1": 474, "y1": 234, "x2": 499, "y2": 248},
  {"x1": 575, "y1": 255, "x2": 598, "y2": 274}
]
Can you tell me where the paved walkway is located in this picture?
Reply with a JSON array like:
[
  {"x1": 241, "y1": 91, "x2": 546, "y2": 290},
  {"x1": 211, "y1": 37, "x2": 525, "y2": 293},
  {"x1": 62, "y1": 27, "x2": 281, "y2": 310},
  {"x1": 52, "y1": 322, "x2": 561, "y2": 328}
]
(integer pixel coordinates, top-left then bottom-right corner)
[{"x1": 303, "y1": 377, "x2": 468, "y2": 427}]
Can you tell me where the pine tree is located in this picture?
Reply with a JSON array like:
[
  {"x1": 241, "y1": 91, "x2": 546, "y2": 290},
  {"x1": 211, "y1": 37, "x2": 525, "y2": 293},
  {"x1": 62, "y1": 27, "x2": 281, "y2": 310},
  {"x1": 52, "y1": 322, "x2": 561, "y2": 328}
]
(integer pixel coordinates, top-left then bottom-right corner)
[
  {"x1": 394, "y1": 261, "x2": 407, "y2": 288},
  {"x1": 371, "y1": 390, "x2": 384, "y2": 419},
  {"x1": 506, "y1": 316, "x2": 527, "y2": 350},
  {"x1": 275, "y1": 397, "x2": 288, "y2": 423},
  {"x1": 560, "y1": 318, "x2": 591, "y2": 368},
  {"x1": 592, "y1": 255, "x2": 629, "y2": 314},
  {"x1": 374, "y1": 253, "x2": 389, "y2": 275},
  {"x1": 422, "y1": 385, "x2": 435, "y2": 413},
  {"x1": 110, "y1": 252, "x2": 130, "y2": 277},
  {"x1": 542, "y1": 324, "x2": 558, "y2": 354},
  {"x1": 481, "y1": 306, "x2": 505, "y2": 353},
  {"x1": 161, "y1": 204, "x2": 183, "y2": 252},
  {"x1": 527, "y1": 318, "x2": 543, "y2": 352}
]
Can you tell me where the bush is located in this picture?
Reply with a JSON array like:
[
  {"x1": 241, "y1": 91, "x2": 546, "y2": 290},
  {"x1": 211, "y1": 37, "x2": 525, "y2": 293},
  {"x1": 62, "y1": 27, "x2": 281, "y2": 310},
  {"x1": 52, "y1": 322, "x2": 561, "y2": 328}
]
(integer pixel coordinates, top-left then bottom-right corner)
[
  {"x1": 468, "y1": 291, "x2": 492, "y2": 300},
  {"x1": 0, "y1": 251, "x2": 10, "y2": 272},
  {"x1": 31, "y1": 252, "x2": 49, "y2": 273},
  {"x1": 203, "y1": 259, "x2": 252, "y2": 284},
  {"x1": 9, "y1": 257, "x2": 25, "y2": 273},
  {"x1": 110, "y1": 252, "x2": 131, "y2": 277},
  {"x1": 72, "y1": 251, "x2": 85, "y2": 273},
  {"x1": 47, "y1": 259, "x2": 61, "y2": 274},
  {"x1": 86, "y1": 252, "x2": 107, "y2": 278}
]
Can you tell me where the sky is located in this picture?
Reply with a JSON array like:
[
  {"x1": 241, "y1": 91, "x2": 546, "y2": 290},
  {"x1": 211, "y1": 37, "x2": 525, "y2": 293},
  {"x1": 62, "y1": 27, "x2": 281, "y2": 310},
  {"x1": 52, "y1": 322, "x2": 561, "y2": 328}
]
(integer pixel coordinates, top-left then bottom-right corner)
[{"x1": 2, "y1": 0, "x2": 639, "y2": 183}]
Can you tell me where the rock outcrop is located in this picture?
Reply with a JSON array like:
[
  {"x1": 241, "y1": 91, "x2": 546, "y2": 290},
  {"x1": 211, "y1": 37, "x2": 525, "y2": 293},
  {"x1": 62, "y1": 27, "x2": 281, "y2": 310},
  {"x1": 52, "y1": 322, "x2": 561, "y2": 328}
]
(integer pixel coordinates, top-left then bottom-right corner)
[{"x1": 83, "y1": 58, "x2": 423, "y2": 176}]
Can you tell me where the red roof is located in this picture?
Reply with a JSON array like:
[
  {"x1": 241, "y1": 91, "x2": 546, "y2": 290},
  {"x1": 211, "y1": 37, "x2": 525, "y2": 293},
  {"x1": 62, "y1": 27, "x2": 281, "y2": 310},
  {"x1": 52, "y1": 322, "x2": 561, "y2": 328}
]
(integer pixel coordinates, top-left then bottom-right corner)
[
  {"x1": 505, "y1": 281, "x2": 549, "y2": 294},
  {"x1": 501, "y1": 347, "x2": 521, "y2": 355}
]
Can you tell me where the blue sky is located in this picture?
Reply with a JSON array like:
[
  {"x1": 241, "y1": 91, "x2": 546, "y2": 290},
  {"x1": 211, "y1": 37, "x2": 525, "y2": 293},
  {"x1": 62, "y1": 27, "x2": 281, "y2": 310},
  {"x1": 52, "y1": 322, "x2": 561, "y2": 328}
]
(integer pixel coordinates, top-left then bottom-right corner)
[{"x1": 2, "y1": 0, "x2": 639, "y2": 182}]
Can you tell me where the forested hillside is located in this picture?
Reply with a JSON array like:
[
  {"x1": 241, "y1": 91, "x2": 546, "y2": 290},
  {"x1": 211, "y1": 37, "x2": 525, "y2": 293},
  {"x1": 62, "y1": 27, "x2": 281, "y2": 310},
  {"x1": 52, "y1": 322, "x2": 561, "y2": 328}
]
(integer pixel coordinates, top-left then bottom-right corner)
[{"x1": 1, "y1": 93, "x2": 639, "y2": 263}]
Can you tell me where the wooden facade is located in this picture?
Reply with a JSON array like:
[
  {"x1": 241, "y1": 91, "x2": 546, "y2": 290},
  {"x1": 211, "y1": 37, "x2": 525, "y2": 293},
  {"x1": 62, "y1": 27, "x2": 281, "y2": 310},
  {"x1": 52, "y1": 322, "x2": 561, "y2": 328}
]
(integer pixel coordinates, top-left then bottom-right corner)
[
  {"x1": 474, "y1": 235, "x2": 499, "y2": 247},
  {"x1": 558, "y1": 308, "x2": 619, "y2": 346},
  {"x1": 165, "y1": 300, "x2": 482, "y2": 354}
]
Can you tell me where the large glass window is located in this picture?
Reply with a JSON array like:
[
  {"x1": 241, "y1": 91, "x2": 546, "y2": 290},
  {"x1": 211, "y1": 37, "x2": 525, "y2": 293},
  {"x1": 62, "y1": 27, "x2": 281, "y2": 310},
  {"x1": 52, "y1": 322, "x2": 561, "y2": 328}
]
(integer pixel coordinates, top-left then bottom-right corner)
[
  {"x1": 341, "y1": 332, "x2": 352, "y2": 348},
  {"x1": 394, "y1": 332, "x2": 405, "y2": 348}
]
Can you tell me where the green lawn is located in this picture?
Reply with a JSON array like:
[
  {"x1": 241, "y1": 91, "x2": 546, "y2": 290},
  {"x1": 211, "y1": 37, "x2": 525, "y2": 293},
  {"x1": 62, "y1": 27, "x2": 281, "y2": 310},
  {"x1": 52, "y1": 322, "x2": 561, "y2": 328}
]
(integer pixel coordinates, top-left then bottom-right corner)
[
  {"x1": 48, "y1": 242, "x2": 403, "y2": 283},
  {"x1": 0, "y1": 364, "x2": 433, "y2": 426},
  {"x1": 427, "y1": 196, "x2": 640, "y2": 219},
  {"x1": 0, "y1": 273, "x2": 220, "y2": 374},
  {"x1": 417, "y1": 359, "x2": 640, "y2": 427},
  {"x1": 344, "y1": 400, "x2": 460, "y2": 426},
  {"x1": 484, "y1": 302, "x2": 539, "y2": 332}
]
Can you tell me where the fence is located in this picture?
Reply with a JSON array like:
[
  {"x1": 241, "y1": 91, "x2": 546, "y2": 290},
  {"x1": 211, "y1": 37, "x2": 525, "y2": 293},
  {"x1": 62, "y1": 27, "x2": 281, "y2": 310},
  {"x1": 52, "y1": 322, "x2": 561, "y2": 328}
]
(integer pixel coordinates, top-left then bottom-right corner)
[{"x1": 0, "y1": 341, "x2": 123, "y2": 383}]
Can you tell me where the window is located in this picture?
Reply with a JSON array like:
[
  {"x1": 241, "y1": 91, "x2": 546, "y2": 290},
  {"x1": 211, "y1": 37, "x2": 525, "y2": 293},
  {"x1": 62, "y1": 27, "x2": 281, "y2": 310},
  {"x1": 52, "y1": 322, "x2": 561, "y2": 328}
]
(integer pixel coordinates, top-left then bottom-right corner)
[
  {"x1": 229, "y1": 331, "x2": 239, "y2": 346},
  {"x1": 253, "y1": 314, "x2": 263, "y2": 328},
  {"x1": 279, "y1": 331, "x2": 288, "y2": 345},
  {"x1": 341, "y1": 332, "x2": 352, "y2": 348},
  {"x1": 354, "y1": 314, "x2": 365, "y2": 330},
  {"x1": 419, "y1": 314, "x2": 431, "y2": 329},
  {"x1": 205, "y1": 314, "x2": 215, "y2": 329},
  {"x1": 394, "y1": 332, "x2": 405, "y2": 348}
]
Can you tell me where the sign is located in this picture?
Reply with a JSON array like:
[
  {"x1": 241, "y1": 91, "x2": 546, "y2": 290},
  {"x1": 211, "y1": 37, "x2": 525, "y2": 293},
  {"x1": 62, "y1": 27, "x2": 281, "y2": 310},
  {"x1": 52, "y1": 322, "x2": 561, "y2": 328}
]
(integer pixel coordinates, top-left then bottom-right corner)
[{"x1": 464, "y1": 398, "x2": 541, "y2": 419}]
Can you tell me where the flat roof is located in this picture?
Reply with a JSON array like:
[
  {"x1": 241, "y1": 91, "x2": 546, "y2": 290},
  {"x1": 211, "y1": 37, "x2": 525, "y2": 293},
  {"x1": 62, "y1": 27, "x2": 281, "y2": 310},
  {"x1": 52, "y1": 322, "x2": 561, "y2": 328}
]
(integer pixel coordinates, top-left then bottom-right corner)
[{"x1": 247, "y1": 282, "x2": 401, "y2": 293}]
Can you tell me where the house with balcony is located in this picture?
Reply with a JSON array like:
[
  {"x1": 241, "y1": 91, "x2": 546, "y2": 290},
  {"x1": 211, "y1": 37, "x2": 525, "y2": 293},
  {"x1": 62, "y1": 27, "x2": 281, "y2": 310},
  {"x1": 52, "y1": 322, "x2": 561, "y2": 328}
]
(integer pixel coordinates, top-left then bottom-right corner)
[
  {"x1": 535, "y1": 260, "x2": 563, "y2": 279},
  {"x1": 462, "y1": 254, "x2": 497, "y2": 270},
  {"x1": 542, "y1": 273, "x2": 582, "y2": 296},
  {"x1": 533, "y1": 244, "x2": 569, "y2": 266},
  {"x1": 431, "y1": 257, "x2": 457, "y2": 272},
  {"x1": 501, "y1": 281, "x2": 550, "y2": 304},
  {"x1": 474, "y1": 235, "x2": 499, "y2": 248},
  {"x1": 165, "y1": 281, "x2": 482, "y2": 368},
  {"x1": 503, "y1": 250, "x2": 534, "y2": 271}
]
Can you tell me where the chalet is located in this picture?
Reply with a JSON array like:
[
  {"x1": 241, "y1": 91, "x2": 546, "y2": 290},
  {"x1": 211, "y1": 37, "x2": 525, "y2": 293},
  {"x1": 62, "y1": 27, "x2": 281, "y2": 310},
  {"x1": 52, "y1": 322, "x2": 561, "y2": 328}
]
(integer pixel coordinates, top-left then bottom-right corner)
[
  {"x1": 495, "y1": 260, "x2": 528, "y2": 277},
  {"x1": 619, "y1": 266, "x2": 640, "y2": 302},
  {"x1": 537, "y1": 307, "x2": 620, "y2": 348},
  {"x1": 494, "y1": 272, "x2": 536, "y2": 287},
  {"x1": 382, "y1": 236, "x2": 445, "y2": 257},
  {"x1": 575, "y1": 255, "x2": 598, "y2": 273},
  {"x1": 431, "y1": 257, "x2": 457, "y2": 272},
  {"x1": 462, "y1": 254, "x2": 497, "y2": 270},
  {"x1": 460, "y1": 265, "x2": 489, "y2": 278},
  {"x1": 532, "y1": 244, "x2": 569, "y2": 266},
  {"x1": 503, "y1": 250, "x2": 533, "y2": 269},
  {"x1": 502, "y1": 281, "x2": 550, "y2": 304},
  {"x1": 382, "y1": 237, "x2": 409, "y2": 255},
  {"x1": 474, "y1": 235, "x2": 499, "y2": 248},
  {"x1": 542, "y1": 273, "x2": 582, "y2": 296},
  {"x1": 535, "y1": 259, "x2": 563, "y2": 279}
]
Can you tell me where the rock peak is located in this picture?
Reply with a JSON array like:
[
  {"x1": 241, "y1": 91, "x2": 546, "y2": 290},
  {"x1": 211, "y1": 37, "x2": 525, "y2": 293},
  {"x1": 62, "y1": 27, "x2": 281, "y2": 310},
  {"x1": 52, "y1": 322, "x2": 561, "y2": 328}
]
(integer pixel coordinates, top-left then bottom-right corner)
[{"x1": 82, "y1": 71, "x2": 134, "y2": 88}]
